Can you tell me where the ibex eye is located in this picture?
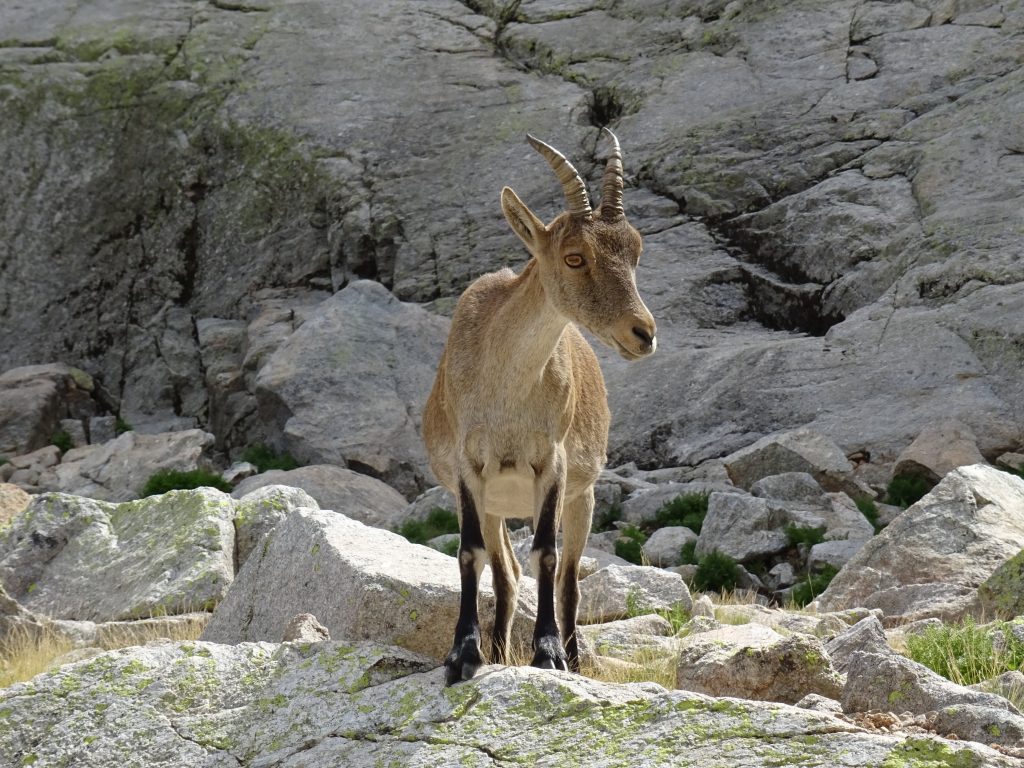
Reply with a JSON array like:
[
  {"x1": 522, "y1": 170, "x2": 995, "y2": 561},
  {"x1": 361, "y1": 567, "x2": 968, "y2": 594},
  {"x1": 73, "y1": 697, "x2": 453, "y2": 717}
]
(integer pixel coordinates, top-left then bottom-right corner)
[{"x1": 564, "y1": 254, "x2": 585, "y2": 268}]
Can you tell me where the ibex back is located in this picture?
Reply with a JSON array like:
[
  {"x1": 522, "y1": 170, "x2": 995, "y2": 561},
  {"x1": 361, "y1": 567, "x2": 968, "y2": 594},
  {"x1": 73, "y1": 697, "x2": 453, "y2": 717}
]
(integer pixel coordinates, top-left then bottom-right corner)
[{"x1": 423, "y1": 129, "x2": 656, "y2": 685}]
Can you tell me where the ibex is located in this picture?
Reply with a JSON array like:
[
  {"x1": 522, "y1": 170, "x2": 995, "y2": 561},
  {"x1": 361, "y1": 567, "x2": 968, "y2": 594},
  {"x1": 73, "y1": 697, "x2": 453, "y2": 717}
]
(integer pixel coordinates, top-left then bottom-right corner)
[{"x1": 423, "y1": 129, "x2": 656, "y2": 684}]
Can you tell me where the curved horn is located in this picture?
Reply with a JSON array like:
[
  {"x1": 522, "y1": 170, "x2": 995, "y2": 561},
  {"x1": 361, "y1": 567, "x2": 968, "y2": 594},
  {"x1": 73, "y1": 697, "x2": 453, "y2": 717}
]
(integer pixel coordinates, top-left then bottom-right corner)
[
  {"x1": 526, "y1": 134, "x2": 593, "y2": 219},
  {"x1": 599, "y1": 127, "x2": 625, "y2": 221}
]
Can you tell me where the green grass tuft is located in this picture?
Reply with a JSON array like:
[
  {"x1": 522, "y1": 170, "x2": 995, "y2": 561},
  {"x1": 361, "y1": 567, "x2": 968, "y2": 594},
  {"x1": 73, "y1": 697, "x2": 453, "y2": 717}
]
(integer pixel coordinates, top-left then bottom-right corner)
[
  {"x1": 115, "y1": 416, "x2": 133, "y2": 435},
  {"x1": 653, "y1": 492, "x2": 710, "y2": 533},
  {"x1": 398, "y1": 507, "x2": 459, "y2": 545},
  {"x1": 789, "y1": 564, "x2": 839, "y2": 607},
  {"x1": 51, "y1": 430, "x2": 73, "y2": 453},
  {"x1": 142, "y1": 469, "x2": 233, "y2": 497},
  {"x1": 784, "y1": 524, "x2": 826, "y2": 548},
  {"x1": 614, "y1": 525, "x2": 647, "y2": 565},
  {"x1": 679, "y1": 539, "x2": 698, "y2": 565},
  {"x1": 856, "y1": 497, "x2": 882, "y2": 532},
  {"x1": 905, "y1": 618, "x2": 1024, "y2": 700},
  {"x1": 241, "y1": 444, "x2": 300, "y2": 473},
  {"x1": 625, "y1": 590, "x2": 691, "y2": 633},
  {"x1": 693, "y1": 550, "x2": 740, "y2": 592},
  {"x1": 886, "y1": 473, "x2": 932, "y2": 507}
]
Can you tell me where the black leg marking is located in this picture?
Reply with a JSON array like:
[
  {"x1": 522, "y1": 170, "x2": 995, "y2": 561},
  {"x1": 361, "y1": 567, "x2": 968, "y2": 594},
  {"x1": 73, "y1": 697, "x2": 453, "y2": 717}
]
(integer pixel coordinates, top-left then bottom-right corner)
[
  {"x1": 559, "y1": 559, "x2": 581, "y2": 672},
  {"x1": 531, "y1": 484, "x2": 568, "y2": 672},
  {"x1": 445, "y1": 481, "x2": 486, "y2": 686}
]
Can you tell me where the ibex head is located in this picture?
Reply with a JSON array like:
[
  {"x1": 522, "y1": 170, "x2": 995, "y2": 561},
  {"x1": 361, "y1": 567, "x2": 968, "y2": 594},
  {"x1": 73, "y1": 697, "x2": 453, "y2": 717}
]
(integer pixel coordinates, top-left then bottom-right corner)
[{"x1": 500, "y1": 129, "x2": 657, "y2": 360}]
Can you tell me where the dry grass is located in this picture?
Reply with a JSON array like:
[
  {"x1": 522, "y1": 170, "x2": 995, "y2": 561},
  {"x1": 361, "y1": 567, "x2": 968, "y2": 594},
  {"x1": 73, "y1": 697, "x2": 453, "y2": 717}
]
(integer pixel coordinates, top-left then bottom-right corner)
[
  {"x1": 581, "y1": 647, "x2": 679, "y2": 689},
  {"x1": 0, "y1": 615, "x2": 206, "y2": 689},
  {"x1": 0, "y1": 626, "x2": 74, "y2": 688}
]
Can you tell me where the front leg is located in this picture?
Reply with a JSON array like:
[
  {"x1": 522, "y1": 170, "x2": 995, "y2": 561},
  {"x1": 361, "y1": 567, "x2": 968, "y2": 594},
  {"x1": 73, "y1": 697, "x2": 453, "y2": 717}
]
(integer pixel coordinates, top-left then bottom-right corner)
[
  {"x1": 531, "y1": 482, "x2": 569, "y2": 671},
  {"x1": 445, "y1": 480, "x2": 486, "y2": 686}
]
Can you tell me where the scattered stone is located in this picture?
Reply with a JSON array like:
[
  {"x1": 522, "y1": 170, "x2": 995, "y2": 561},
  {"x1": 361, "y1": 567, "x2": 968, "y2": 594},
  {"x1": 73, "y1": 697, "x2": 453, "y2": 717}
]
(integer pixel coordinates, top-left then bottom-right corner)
[
  {"x1": 0, "y1": 365, "x2": 92, "y2": 457},
  {"x1": 232, "y1": 464, "x2": 407, "y2": 531},
  {"x1": 402, "y1": 485, "x2": 457, "y2": 526},
  {"x1": 722, "y1": 429, "x2": 854, "y2": 492},
  {"x1": 766, "y1": 562, "x2": 796, "y2": 590},
  {"x1": 842, "y1": 651, "x2": 1019, "y2": 716},
  {"x1": 641, "y1": 525, "x2": 697, "y2": 567},
  {"x1": 712, "y1": 603, "x2": 849, "y2": 638},
  {"x1": 42, "y1": 429, "x2": 215, "y2": 501},
  {"x1": 795, "y1": 693, "x2": 844, "y2": 714},
  {"x1": 676, "y1": 624, "x2": 843, "y2": 704},
  {"x1": 690, "y1": 594, "x2": 715, "y2": 619},
  {"x1": 88, "y1": 415, "x2": 117, "y2": 445},
  {"x1": 0, "y1": 489, "x2": 235, "y2": 621},
  {"x1": 201, "y1": 507, "x2": 538, "y2": 661},
  {"x1": 825, "y1": 615, "x2": 893, "y2": 674},
  {"x1": 282, "y1": 613, "x2": 331, "y2": 642},
  {"x1": 695, "y1": 493, "x2": 789, "y2": 562},
  {"x1": 996, "y1": 453, "x2": 1024, "y2": 473},
  {"x1": 809, "y1": 539, "x2": 868, "y2": 571},
  {"x1": 750, "y1": 472, "x2": 827, "y2": 504},
  {"x1": 817, "y1": 465, "x2": 1024, "y2": 622},
  {"x1": 931, "y1": 704, "x2": 1024, "y2": 748},
  {"x1": 578, "y1": 614, "x2": 677, "y2": 660},
  {"x1": 620, "y1": 481, "x2": 733, "y2": 525},
  {"x1": 894, "y1": 420, "x2": 988, "y2": 484},
  {"x1": 425, "y1": 532, "x2": 458, "y2": 555},
  {"x1": 58, "y1": 419, "x2": 87, "y2": 449},
  {"x1": 222, "y1": 461, "x2": 258, "y2": 485},
  {"x1": 577, "y1": 564, "x2": 692, "y2": 624},
  {"x1": 8, "y1": 445, "x2": 61, "y2": 471}
]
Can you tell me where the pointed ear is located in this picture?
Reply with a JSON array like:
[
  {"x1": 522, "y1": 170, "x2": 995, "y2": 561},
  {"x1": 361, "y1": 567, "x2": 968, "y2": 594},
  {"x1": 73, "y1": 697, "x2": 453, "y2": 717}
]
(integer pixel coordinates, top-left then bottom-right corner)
[{"x1": 501, "y1": 187, "x2": 546, "y2": 253}]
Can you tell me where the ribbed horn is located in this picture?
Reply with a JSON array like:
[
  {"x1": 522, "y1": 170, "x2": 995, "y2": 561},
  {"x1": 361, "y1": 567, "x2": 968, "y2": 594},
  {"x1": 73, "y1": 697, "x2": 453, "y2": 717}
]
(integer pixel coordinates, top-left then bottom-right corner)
[
  {"x1": 599, "y1": 127, "x2": 625, "y2": 220},
  {"x1": 526, "y1": 134, "x2": 592, "y2": 219}
]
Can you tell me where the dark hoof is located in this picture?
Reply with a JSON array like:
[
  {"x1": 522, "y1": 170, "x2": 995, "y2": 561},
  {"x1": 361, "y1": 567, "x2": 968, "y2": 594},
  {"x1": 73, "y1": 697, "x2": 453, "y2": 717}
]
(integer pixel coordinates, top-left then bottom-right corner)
[
  {"x1": 531, "y1": 635, "x2": 569, "y2": 672},
  {"x1": 444, "y1": 636, "x2": 483, "y2": 686}
]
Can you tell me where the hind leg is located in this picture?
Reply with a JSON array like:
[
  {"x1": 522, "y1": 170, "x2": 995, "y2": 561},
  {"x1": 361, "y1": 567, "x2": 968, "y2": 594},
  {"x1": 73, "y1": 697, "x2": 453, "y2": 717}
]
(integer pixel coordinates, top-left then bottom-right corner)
[
  {"x1": 556, "y1": 489, "x2": 593, "y2": 672},
  {"x1": 482, "y1": 514, "x2": 521, "y2": 664}
]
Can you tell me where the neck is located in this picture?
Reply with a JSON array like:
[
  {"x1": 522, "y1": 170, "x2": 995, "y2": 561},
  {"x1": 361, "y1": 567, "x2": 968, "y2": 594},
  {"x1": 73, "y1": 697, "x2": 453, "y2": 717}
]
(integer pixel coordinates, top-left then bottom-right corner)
[{"x1": 490, "y1": 259, "x2": 569, "y2": 390}]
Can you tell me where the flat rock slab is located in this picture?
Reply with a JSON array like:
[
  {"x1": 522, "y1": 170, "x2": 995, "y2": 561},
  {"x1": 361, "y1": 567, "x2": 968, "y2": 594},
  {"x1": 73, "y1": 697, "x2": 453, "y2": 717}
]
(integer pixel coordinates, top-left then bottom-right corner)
[
  {"x1": 201, "y1": 507, "x2": 539, "y2": 661},
  {"x1": 1, "y1": 639, "x2": 1018, "y2": 767},
  {"x1": 0, "y1": 489, "x2": 235, "y2": 621}
]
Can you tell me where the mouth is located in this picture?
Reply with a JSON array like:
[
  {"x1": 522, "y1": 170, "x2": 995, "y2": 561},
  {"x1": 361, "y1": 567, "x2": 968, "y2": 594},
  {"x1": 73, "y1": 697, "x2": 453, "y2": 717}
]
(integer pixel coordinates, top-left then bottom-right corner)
[{"x1": 610, "y1": 335, "x2": 656, "y2": 361}]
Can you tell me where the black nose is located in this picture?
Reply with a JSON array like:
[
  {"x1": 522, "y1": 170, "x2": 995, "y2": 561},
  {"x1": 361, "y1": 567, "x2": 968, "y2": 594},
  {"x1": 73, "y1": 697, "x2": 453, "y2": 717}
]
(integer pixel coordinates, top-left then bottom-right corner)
[{"x1": 632, "y1": 326, "x2": 653, "y2": 346}]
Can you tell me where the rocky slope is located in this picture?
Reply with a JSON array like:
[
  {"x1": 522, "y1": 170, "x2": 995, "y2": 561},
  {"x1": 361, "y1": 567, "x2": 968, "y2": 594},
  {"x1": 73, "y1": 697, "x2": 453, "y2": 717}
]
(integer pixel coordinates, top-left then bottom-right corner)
[{"x1": 1, "y1": 0, "x2": 1022, "y2": 484}]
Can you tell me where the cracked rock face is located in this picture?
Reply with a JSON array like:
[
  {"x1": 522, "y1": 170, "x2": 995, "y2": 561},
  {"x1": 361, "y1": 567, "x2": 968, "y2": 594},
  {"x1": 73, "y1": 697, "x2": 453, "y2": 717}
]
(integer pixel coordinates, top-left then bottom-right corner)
[
  {"x1": 1, "y1": 0, "x2": 1023, "y2": 479},
  {"x1": 2, "y1": 639, "x2": 1020, "y2": 768}
]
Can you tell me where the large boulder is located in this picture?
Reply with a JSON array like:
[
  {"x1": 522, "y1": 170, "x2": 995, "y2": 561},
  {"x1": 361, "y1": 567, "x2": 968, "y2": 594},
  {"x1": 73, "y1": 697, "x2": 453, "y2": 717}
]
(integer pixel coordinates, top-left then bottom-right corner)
[
  {"x1": 675, "y1": 624, "x2": 843, "y2": 704},
  {"x1": 2, "y1": 640, "x2": 1019, "y2": 767},
  {"x1": 720, "y1": 429, "x2": 855, "y2": 492},
  {"x1": 817, "y1": 465, "x2": 1024, "y2": 622},
  {"x1": 978, "y1": 549, "x2": 1024, "y2": 620},
  {"x1": 842, "y1": 651, "x2": 1020, "y2": 717},
  {"x1": 577, "y1": 564, "x2": 692, "y2": 625},
  {"x1": 201, "y1": 507, "x2": 538, "y2": 661},
  {"x1": 0, "y1": 489, "x2": 236, "y2": 621},
  {"x1": 232, "y1": 484, "x2": 321, "y2": 568},
  {"x1": 893, "y1": 421, "x2": 988, "y2": 484},
  {"x1": 231, "y1": 464, "x2": 408, "y2": 530},
  {"x1": 40, "y1": 429, "x2": 216, "y2": 501},
  {"x1": 254, "y1": 281, "x2": 449, "y2": 498}
]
